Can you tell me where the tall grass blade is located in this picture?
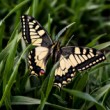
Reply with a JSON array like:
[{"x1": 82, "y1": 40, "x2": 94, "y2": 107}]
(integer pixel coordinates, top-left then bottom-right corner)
[{"x1": 62, "y1": 88, "x2": 106, "y2": 110}]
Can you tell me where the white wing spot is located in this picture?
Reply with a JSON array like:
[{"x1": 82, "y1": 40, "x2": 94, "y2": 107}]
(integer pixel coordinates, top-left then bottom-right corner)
[
  {"x1": 74, "y1": 47, "x2": 81, "y2": 54},
  {"x1": 30, "y1": 32, "x2": 37, "y2": 35},
  {"x1": 82, "y1": 67, "x2": 85, "y2": 70},
  {"x1": 102, "y1": 56, "x2": 105, "y2": 60},
  {"x1": 28, "y1": 60, "x2": 31, "y2": 64},
  {"x1": 23, "y1": 25, "x2": 25, "y2": 28},
  {"x1": 38, "y1": 30, "x2": 45, "y2": 36},
  {"x1": 67, "y1": 78, "x2": 71, "y2": 82},
  {"x1": 30, "y1": 66, "x2": 33, "y2": 69},
  {"x1": 35, "y1": 25, "x2": 40, "y2": 30},
  {"x1": 71, "y1": 72, "x2": 75, "y2": 77},
  {"x1": 99, "y1": 58, "x2": 102, "y2": 61},
  {"x1": 31, "y1": 35, "x2": 40, "y2": 39},
  {"x1": 62, "y1": 81, "x2": 67, "y2": 85},
  {"x1": 73, "y1": 68, "x2": 75, "y2": 71},
  {"x1": 29, "y1": 22, "x2": 34, "y2": 25},
  {"x1": 55, "y1": 83, "x2": 62, "y2": 88},
  {"x1": 29, "y1": 25, "x2": 33, "y2": 28},
  {"x1": 83, "y1": 48, "x2": 87, "y2": 54},
  {"x1": 31, "y1": 71, "x2": 36, "y2": 75},
  {"x1": 23, "y1": 32, "x2": 25, "y2": 35},
  {"x1": 28, "y1": 55, "x2": 31, "y2": 58},
  {"x1": 93, "y1": 61, "x2": 96, "y2": 64},
  {"x1": 96, "y1": 54, "x2": 99, "y2": 56},
  {"x1": 30, "y1": 28, "x2": 36, "y2": 32},
  {"x1": 33, "y1": 20, "x2": 36, "y2": 23},
  {"x1": 96, "y1": 60, "x2": 99, "y2": 62},
  {"x1": 86, "y1": 65, "x2": 89, "y2": 68},
  {"x1": 22, "y1": 18, "x2": 25, "y2": 21},
  {"x1": 87, "y1": 54, "x2": 92, "y2": 58},
  {"x1": 30, "y1": 51, "x2": 33, "y2": 54},
  {"x1": 22, "y1": 16, "x2": 24, "y2": 18},
  {"x1": 90, "y1": 49, "x2": 93, "y2": 53}
]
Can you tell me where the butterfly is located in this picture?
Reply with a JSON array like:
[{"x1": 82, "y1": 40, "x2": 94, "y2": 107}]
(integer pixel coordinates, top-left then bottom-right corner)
[{"x1": 21, "y1": 15, "x2": 106, "y2": 88}]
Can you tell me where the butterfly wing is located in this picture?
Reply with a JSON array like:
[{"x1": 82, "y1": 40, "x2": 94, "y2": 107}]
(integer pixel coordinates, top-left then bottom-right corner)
[
  {"x1": 54, "y1": 46, "x2": 106, "y2": 88},
  {"x1": 21, "y1": 15, "x2": 53, "y2": 76}
]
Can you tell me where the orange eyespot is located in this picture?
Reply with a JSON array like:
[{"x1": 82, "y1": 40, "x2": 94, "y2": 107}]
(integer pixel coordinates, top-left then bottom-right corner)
[{"x1": 39, "y1": 69, "x2": 45, "y2": 76}]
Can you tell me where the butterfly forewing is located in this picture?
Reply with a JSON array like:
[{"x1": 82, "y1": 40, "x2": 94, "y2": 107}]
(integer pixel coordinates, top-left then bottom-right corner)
[
  {"x1": 54, "y1": 46, "x2": 106, "y2": 88},
  {"x1": 21, "y1": 15, "x2": 52, "y2": 46},
  {"x1": 21, "y1": 15, "x2": 52, "y2": 76}
]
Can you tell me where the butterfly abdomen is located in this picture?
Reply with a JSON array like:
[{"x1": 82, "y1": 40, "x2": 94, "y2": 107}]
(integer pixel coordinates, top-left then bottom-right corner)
[{"x1": 51, "y1": 41, "x2": 61, "y2": 63}]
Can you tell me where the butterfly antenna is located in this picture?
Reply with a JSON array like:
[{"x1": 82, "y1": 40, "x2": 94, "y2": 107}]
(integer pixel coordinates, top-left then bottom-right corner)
[
  {"x1": 55, "y1": 22, "x2": 75, "y2": 40},
  {"x1": 66, "y1": 35, "x2": 74, "y2": 46}
]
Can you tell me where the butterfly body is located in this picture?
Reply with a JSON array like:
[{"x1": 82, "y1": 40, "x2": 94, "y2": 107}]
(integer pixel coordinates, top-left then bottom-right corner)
[
  {"x1": 21, "y1": 15, "x2": 106, "y2": 88},
  {"x1": 50, "y1": 41, "x2": 61, "y2": 63}
]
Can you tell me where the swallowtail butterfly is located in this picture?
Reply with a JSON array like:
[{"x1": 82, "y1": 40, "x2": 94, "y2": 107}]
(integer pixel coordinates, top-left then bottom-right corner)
[{"x1": 21, "y1": 15, "x2": 106, "y2": 88}]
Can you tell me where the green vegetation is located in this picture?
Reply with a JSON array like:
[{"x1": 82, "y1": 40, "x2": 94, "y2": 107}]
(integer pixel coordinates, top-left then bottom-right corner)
[{"x1": 0, "y1": 0, "x2": 110, "y2": 110}]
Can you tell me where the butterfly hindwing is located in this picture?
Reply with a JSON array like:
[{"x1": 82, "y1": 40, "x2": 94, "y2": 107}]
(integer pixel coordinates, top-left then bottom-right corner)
[
  {"x1": 54, "y1": 46, "x2": 106, "y2": 88},
  {"x1": 28, "y1": 47, "x2": 49, "y2": 75},
  {"x1": 21, "y1": 15, "x2": 52, "y2": 76}
]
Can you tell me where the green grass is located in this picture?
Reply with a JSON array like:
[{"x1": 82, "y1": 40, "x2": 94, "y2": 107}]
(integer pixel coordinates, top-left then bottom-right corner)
[{"x1": 0, "y1": 0, "x2": 110, "y2": 110}]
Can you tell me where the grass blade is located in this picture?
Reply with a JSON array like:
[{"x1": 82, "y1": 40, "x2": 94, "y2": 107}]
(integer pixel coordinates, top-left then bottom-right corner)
[
  {"x1": 0, "y1": 0, "x2": 31, "y2": 26},
  {"x1": 55, "y1": 22, "x2": 75, "y2": 40},
  {"x1": 62, "y1": 88, "x2": 106, "y2": 110}
]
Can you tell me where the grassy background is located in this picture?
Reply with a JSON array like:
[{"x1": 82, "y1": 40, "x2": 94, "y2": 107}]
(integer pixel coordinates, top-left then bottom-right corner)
[{"x1": 0, "y1": 0, "x2": 110, "y2": 110}]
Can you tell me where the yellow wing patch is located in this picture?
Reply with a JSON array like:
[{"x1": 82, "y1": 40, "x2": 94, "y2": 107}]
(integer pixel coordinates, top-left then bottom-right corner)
[
  {"x1": 54, "y1": 55, "x2": 76, "y2": 88},
  {"x1": 28, "y1": 47, "x2": 49, "y2": 75}
]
